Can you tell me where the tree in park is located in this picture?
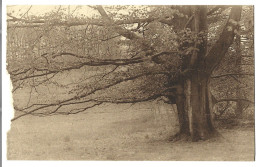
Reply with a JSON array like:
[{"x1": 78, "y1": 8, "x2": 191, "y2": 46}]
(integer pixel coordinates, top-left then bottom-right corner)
[{"x1": 7, "y1": 5, "x2": 254, "y2": 141}]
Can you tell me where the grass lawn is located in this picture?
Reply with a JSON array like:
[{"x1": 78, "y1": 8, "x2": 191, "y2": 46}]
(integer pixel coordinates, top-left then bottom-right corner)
[{"x1": 7, "y1": 103, "x2": 254, "y2": 160}]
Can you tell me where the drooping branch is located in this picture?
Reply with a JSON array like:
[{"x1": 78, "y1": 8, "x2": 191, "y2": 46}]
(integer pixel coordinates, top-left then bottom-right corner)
[
  {"x1": 12, "y1": 92, "x2": 165, "y2": 120},
  {"x1": 11, "y1": 68, "x2": 171, "y2": 121},
  {"x1": 12, "y1": 101, "x2": 104, "y2": 121},
  {"x1": 8, "y1": 5, "x2": 253, "y2": 125}
]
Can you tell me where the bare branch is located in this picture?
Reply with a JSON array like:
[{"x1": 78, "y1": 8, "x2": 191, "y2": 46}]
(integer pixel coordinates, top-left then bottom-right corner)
[
  {"x1": 95, "y1": 6, "x2": 153, "y2": 52},
  {"x1": 10, "y1": 50, "x2": 179, "y2": 82},
  {"x1": 11, "y1": 69, "x2": 169, "y2": 121},
  {"x1": 184, "y1": 15, "x2": 194, "y2": 29},
  {"x1": 20, "y1": 5, "x2": 32, "y2": 19},
  {"x1": 216, "y1": 98, "x2": 254, "y2": 104},
  {"x1": 215, "y1": 101, "x2": 230, "y2": 118},
  {"x1": 211, "y1": 73, "x2": 254, "y2": 78}
]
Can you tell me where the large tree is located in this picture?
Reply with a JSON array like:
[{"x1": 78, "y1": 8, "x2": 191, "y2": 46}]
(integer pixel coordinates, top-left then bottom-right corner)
[{"x1": 7, "y1": 5, "x2": 253, "y2": 141}]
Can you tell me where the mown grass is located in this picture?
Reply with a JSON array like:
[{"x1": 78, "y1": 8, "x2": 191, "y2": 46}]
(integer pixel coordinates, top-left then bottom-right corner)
[{"x1": 7, "y1": 103, "x2": 254, "y2": 160}]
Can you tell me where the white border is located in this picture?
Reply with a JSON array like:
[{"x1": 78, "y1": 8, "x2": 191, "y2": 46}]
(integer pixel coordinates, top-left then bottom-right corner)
[
  {"x1": 2, "y1": 0, "x2": 259, "y2": 167},
  {"x1": 1, "y1": 0, "x2": 257, "y2": 5}
]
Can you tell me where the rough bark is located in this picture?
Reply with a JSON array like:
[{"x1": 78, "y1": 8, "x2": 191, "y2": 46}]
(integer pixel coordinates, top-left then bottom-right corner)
[
  {"x1": 170, "y1": 6, "x2": 213, "y2": 141},
  {"x1": 172, "y1": 6, "x2": 242, "y2": 141},
  {"x1": 176, "y1": 83, "x2": 190, "y2": 135}
]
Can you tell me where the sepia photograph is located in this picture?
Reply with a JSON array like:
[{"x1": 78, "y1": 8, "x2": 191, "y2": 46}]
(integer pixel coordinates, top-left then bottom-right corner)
[{"x1": 3, "y1": 2, "x2": 255, "y2": 164}]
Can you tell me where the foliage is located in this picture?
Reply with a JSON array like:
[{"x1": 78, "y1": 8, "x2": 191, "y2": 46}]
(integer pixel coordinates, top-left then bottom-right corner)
[{"x1": 7, "y1": 5, "x2": 254, "y2": 121}]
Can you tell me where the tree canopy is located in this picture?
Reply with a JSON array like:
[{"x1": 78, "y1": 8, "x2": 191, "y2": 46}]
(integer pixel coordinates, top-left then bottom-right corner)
[{"x1": 7, "y1": 5, "x2": 254, "y2": 141}]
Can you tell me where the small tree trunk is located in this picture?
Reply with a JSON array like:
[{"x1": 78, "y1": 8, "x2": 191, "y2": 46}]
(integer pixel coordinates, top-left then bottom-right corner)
[{"x1": 235, "y1": 31, "x2": 244, "y2": 118}]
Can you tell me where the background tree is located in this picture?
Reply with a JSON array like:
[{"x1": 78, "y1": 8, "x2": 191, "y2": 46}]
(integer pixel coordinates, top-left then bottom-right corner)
[{"x1": 7, "y1": 5, "x2": 254, "y2": 141}]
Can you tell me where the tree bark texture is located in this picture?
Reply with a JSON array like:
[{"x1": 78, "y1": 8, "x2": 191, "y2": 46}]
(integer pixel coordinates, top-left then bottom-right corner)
[{"x1": 174, "y1": 6, "x2": 242, "y2": 141}]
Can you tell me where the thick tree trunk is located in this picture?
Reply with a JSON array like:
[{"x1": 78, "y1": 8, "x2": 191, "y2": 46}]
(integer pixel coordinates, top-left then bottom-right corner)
[
  {"x1": 175, "y1": 83, "x2": 190, "y2": 135},
  {"x1": 174, "y1": 74, "x2": 216, "y2": 141},
  {"x1": 171, "y1": 6, "x2": 242, "y2": 142},
  {"x1": 189, "y1": 72, "x2": 216, "y2": 140},
  {"x1": 173, "y1": 6, "x2": 215, "y2": 141}
]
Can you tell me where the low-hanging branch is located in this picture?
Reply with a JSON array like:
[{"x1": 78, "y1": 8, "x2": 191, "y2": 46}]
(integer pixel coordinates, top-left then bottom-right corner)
[
  {"x1": 10, "y1": 51, "x2": 179, "y2": 82},
  {"x1": 7, "y1": 5, "x2": 252, "y2": 126},
  {"x1": 11, "y1": 69, "x2": 171, "y2": 121},
  {"x1": 15, "y1": 92, "x2": 165, "y2": 118}
]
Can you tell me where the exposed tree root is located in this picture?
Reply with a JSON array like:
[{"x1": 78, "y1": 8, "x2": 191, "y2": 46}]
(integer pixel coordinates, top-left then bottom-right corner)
[
  {"x1": 168, "y1": 129, "x2": 223, "y2": 142},
  {"x1": 167, "y1": 132, "x2": 191, "y2": 142}
]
